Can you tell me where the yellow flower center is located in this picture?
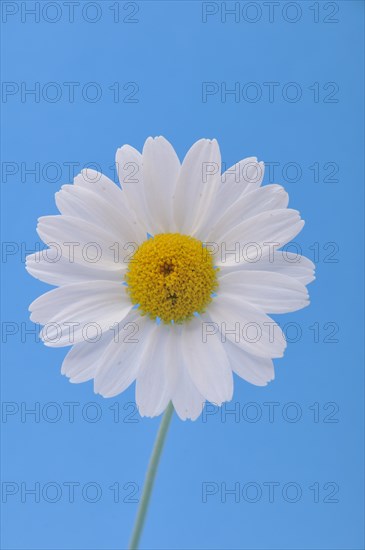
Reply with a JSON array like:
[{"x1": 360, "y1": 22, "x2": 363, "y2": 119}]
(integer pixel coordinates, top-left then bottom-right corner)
[{"x1": 125, "y1": 233, "x2": 218, "y2": 324}]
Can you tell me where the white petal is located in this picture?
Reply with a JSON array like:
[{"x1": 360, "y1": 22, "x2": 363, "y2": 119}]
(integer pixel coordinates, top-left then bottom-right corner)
[
  {"x1": 172, "y1": 365, "x2": 206, "y2": 421},
  {"x1": 94, "y1": 313, "x2": 152, "y2": 397},
  {"x1": 197, "y1": 157, "x2": 264, "y2": 239},
  {"x1": 206, "y1": 184, "x2": 288, "y2": 242},
  {"x1": 37, "y1": 215, "x2": 133, "y2": 272},
  {"x1": 220, "y1": 251, "x2": 315, "y2": 285},
  {"x1": 61, "y1": 330, "x2": 115, "y2": 383},
  {"x1": 115, "y1": 144, "x2": 148, "y2": 238},
  {"x1": 208, "y1": 296, "x2": 286, "y2": 358},
  {"x1": 173, "y1": 139, "x2": 221, "y2": 234},
  {"x1": 73, "y1": 168, "x2": 146, "y2": 243},
  {"x1": 55, "y1": 184, "x2": 138, "y2": 244},
  {"x1": 217, "y1": 270, "x2": 309, "y2": 313},
  {"x1": 26, "y1": 249, "x2": 124, "y2": 286},
  {"x1": 219, "y1": 157, "x2": 265, "y2": 208},
  {"x1": 142, "y1": 136, "x2": 181, "y2": 234},
  {"x1": 214, "y1": 209, "x2": 304, "y2": 267},
  {"x1": 29, "y1": 281, "x2": 132, "y2": 347},
  {"x1": 224, "y1": 338, "x2": 275, "y2": 386},
  {"x1": 163, "y1": 325, "x2": 206, "y2": 420},
  {"x1": 181, "y1": 316, "x2": 233, "y2": 405},
  {"x1": 74, "y1": 170, "x2": 127, "y2": 210},
  {"x1": 136, "y1": 324, "x2": 175, "y2": 417}
]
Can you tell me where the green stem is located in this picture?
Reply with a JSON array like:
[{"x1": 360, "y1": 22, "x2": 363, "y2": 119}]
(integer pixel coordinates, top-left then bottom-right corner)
[{"x1": 128, "y1": 401, "x2": 174, "y2": 550}]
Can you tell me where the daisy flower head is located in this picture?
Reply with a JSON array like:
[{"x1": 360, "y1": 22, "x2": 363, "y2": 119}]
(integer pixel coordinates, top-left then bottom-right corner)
[{"x1": 27, "y1": 137, "x2": 315, "y2": 420}]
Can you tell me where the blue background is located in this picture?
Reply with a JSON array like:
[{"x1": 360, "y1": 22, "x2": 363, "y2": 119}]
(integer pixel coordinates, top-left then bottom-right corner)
[{"x1": 1, "y1": 1, "x2": 364, "y2": 549}]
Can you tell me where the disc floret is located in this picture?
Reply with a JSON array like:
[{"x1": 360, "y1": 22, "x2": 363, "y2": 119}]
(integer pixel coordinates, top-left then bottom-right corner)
[{"x1": 125, "y1": 233, "x2": 218, "y2": 324}]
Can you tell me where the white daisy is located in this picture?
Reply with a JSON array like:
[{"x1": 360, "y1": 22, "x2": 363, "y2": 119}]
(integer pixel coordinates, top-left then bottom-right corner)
[{"x1": 27, "y1": 137, "x2": 315, "y2": 420}]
